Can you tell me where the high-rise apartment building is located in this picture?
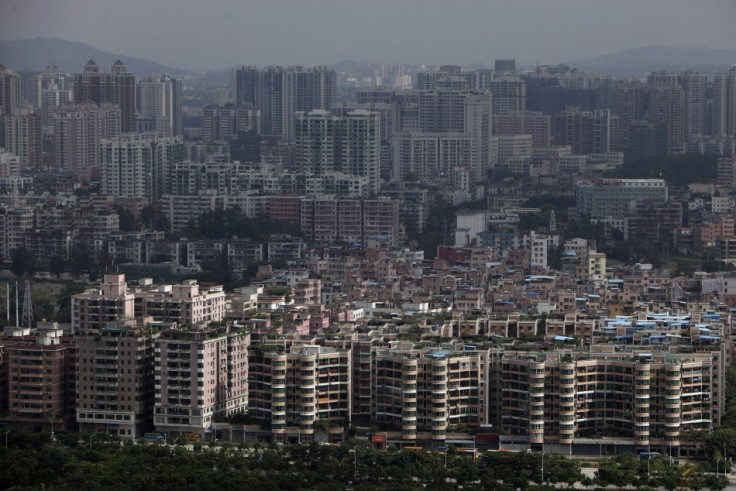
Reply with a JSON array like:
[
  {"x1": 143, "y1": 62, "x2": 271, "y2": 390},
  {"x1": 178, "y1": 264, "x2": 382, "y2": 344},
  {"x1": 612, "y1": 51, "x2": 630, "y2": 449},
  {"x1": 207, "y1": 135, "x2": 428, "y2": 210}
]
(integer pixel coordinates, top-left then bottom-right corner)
[
  {"x1": 649, "y1": 71, "x2": 706, "y2": 141},
  {"x1": 394, "y1": 89, "x2": 492, "y2": 183},
  {"x1": 300, "y1": 197, "x2": 401, "y2": 247},
  {"x1": 248, "y1": 345, "x2": 351, "y2": 443},
  {"x1": 712, "y1": 67, "x2": 736, "y2": 137},
  {"x1": 554, "y1": 108, "x2": 611, "y2": 154},
  {"x1": 76, "y1": 322, "x2": 160, "y2": 438},
  {"x1": 3, "y1": 325, "x2": 77, "y2": 432},
  {"x1": 493, "y1": 111, "x2": 552, "y2": 148},
  {"x1": 486, "y1": 77, "x2": 526, "y2": 115},
  {"x1": 0, "y1": 206, "x2": 34, "y2": 259},
  {"x1": 54, "y1": 102, "x2": 121, "y2": 180},
  {"x1": 202, "y1": 103, "x2": 260, "y2": 144},
  {"x1": 26, "y1": 64, "x2": 70, "y2": 110},
  {"x1": 0, "y1": 63, "x2": 22, "y2": 117},
  {"x1": 295, "y1": 109, "x2": 381, "y2": 194},
  {"x1": 133, "y1": 279, "x2": 226, "y2": 326},
  {"x1": 0, "y1": 148, "x2": 20, "y2": 177},
  {"x1": 295, "y1": 110, "x2": 339, "y2": 175},
  {"x1": 372, "y1": 348, "x2": 488, "y2": 442},
  {"x1": 235, "y1": 66, "x2": 335, "y2": 141},
  {"x1": 73, "y1": 59, "x2": 136, "y2": 133},
  {"x1": 137, "y1": 74, "x2": 183, "y2": 137},
  {"x1": 154, "y1": 324, "x2": 249, "y2": 438},
  {"x1": 41, "y1": 81, "x2": 72, "y2": 131},
  {"x1": 341, "y1": 110, "x2": 381, "y2": 195},
  {"x1": 495, "y1": 349, "x2": 723, "y2": 453},
  {"x1": 100, "y1": 132, "x2": 184, "y2": 201},
  {"x1": 610, "y1": 81, "x2": 649, "y2": 150},
  {"x1": 647, "y1": 84, "x2": 685, "y2": 153},
  {"x1": 3, "y1": 108, "x2": 42, "y2": 170},
  {"x1": 71, "y1": 274, "x2": 136, "y2": 333}
]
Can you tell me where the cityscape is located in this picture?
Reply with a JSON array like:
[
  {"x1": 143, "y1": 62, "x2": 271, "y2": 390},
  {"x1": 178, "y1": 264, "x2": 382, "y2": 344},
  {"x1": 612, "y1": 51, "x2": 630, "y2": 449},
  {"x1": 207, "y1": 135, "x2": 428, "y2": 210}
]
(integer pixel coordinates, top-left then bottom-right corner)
[{"x1": 2, "y1": 0, "x2": 736, "y2": 489}]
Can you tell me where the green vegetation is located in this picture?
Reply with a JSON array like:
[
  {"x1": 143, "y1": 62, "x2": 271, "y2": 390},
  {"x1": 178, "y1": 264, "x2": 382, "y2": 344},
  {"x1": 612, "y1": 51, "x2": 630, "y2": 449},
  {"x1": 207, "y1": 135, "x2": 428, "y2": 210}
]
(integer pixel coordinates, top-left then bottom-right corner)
[
  {"x1": 2, "y1": 430, "x2": 731, "y2": 490},
  {"x1": 182, "y1": 206, "x2": 299, "y2": 242},
  {"x1": 0, "y1": 432, "x2": 584, "y2": 490},
  {"x1": 411, "y1": 196, "x2": 456, "y2": 259}
]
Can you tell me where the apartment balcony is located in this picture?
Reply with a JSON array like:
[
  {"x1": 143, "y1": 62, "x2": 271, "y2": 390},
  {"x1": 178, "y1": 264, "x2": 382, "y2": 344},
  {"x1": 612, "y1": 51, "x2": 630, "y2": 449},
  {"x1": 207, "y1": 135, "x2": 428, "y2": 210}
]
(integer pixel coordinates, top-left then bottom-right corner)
[
  {"x1": 530, "y1": 376, "x2": 545, "y2": 389},
  {"x1": 529, "y1": 431, "x2": 544, "y2": 444}
]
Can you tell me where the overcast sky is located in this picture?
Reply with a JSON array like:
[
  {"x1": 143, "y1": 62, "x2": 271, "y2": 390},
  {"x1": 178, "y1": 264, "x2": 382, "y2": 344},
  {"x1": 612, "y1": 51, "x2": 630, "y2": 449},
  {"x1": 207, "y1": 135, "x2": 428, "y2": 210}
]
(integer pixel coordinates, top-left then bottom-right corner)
[{"x1": 2, "y1": 0, "x2": 735, "y2": 72}]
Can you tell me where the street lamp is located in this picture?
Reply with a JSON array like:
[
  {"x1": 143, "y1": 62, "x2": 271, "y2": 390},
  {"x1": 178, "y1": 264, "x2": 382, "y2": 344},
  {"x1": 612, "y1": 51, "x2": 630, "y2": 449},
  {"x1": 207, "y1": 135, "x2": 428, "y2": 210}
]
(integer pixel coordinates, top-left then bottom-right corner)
[
  {"x1": 724, "y1": 443, "x2": 728, "y2": 475},
  {"x1": 297, "y1": 427, "x2": 301, "y2": 444},
  {"x1": 541, "y1": 451, "x2": 544, "y2": 483},
  {"x1": 89, "y1": 433, "x2": 94, "y2": 450},
  {"x1": 4, "y1": 428, "x2": 9, "y2": 447}
]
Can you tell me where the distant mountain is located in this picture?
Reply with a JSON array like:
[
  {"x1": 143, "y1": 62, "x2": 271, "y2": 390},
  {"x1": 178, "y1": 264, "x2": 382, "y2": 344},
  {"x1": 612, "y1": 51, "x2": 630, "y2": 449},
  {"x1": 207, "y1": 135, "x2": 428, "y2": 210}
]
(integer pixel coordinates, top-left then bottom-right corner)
[
  {"x1": 568, "y1": 46, "x2": 736, "y2": 76},
  {"x1": 0, "y1": 37, "x2": 197, "y2": 76}
]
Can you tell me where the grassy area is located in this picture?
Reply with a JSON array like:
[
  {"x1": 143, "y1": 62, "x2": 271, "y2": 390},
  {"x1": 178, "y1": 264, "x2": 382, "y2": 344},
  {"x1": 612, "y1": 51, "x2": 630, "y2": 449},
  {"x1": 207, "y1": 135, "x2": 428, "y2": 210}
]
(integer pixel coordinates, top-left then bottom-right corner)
[{"x1": 0, "y1": 272, "x2": 89, "y2": 326}]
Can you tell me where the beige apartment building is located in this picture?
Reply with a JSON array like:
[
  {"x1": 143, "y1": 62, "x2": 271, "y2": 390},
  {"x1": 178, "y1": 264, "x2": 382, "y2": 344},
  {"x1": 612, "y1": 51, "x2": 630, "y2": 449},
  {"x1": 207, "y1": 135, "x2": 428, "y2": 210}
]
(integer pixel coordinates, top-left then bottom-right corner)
[
  {"x1": 154, "y1": 324, "x2": 250, "y2": 439},
  {"x1": 248, "y1": 345, "x2": 351, "y2": 443},
  {"x1": 495, "y1": 348, "x2": 724, "y2": 454},
  {"x1": 372, "y1": 347, "x2": 488, "y2": 443}
]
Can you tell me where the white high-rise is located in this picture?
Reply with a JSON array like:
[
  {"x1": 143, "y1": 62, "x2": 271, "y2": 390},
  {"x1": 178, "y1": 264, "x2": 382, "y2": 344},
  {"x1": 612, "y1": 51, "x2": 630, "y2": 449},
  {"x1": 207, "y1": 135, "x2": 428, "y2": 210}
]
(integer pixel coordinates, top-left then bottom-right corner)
[
  {"x1": 342, "y1": 110, "x2": 381, "y2": 195},
  {"x1": 295, "y1": 109, "x2": 380, "y2": 195},
  {"x1": 138, "y1": 75, "x2": 183, "y2": 136},
  {"x1": 101, "y1": 133, "x2": 184, "y2": 201}
]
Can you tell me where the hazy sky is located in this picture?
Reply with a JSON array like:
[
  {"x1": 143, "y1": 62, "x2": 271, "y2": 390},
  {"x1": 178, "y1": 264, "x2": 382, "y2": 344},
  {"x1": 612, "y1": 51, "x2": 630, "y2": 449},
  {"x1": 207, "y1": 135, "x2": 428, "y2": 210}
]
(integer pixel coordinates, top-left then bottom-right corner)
[{"x1": 2, "y1": 0, "x2": 735, "y2": 72}]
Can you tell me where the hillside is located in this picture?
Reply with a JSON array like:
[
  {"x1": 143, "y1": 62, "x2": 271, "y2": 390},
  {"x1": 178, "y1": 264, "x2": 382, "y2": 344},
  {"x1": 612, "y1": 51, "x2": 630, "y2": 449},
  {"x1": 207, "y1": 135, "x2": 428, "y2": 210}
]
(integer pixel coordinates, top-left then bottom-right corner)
[
  {"x1": 568, "y1": 45, "x2": 736, "y2": 75},
  {"x1": 0, "y1": 37, "x2": 197, "y2": 75}
]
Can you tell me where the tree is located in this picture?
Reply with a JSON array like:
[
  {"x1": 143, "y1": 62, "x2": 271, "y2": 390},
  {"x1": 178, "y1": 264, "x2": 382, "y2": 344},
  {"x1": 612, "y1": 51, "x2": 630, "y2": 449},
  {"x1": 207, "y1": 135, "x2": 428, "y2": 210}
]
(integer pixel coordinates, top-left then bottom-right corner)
[
  {"x1": 115, "y1": 206, "x2": 139, "y2": 232},
  {"x1": 49, "y1": 256, "x2": 66, "y2": 279},
  {"x1": 10, "y1": 248, "x2": 36, "y2": 277},
  {"x1": 705, "y1": 428, "x2": 736, "y2": 462}
]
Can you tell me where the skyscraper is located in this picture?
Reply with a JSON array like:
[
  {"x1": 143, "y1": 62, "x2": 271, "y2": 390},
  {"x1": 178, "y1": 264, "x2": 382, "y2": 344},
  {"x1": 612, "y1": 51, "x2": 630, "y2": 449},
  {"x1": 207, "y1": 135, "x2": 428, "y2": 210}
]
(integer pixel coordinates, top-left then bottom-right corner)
[
  {"x1": 295, "y1": 109, "x2": 339, "y2": 175},
  {"x1": 54, "y1": 102, "x2": 121, "y2": 180},
  {"x1": 3, "y1": 108, "x2": 42, "y2": 169},
  {"x1": 41, "y1": 81, "x2": 72, "y2": 131},
  {"x1": 0, "y1": 63, "x2": 22, "y2": 116},
  {"x1": 295, "y1": 109, "x2": 380, "y2": 194},
  {"x1": 647, "y1": 84, "x2": 685, "y2": 153},
  {"x1": 712, "y1": 67, "x2": 736, "y2": 137},
  {"x1": 73, "y1": 59, "x2": 136, "y2": 133},
  {"x1": 393, "y1": 89, "x2": 492, "y2": 183},
  {"x1": 101, "y1": 132, "x2": 184, "y2": 201},
  {"x1": 554, "y1": 107, "x2": 611, "y2": 154},
  {"x1": 235, "y1": 66, "x2": 335, "y2": 141},
  {"x1": 137, "y1": 74, "x2": 183, "y2": 136},
  {"x1": 649, "y1": 70, "x2": 706, "y2": 140},
  {"x1": 342, "y1": 110, "x2": 381, "y2": 195},
  {"x1": 201, "y1": 103, "x2": 260, "y2": 144}
]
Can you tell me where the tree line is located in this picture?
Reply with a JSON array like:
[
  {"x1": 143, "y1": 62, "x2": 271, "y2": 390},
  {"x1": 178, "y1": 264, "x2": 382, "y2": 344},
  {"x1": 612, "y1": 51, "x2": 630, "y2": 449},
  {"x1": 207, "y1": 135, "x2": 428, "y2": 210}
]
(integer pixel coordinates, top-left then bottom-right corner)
[{"x1": 1, "y1": 431, "x2": 727, "y2": 490}]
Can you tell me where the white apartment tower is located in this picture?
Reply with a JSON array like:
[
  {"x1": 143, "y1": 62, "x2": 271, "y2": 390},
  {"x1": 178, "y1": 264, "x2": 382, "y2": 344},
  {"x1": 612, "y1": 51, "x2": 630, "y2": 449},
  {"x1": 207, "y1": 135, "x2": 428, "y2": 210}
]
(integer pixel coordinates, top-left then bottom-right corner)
[
  {"x1": 101, "y1": 132, "x2": 184, "y2": 201},
  {"x1": 137, "y1": 74, "x2": 183, "y2": 137},
  {"x1": 342, "y1": 110, "x2": 381, "y2": 195}
]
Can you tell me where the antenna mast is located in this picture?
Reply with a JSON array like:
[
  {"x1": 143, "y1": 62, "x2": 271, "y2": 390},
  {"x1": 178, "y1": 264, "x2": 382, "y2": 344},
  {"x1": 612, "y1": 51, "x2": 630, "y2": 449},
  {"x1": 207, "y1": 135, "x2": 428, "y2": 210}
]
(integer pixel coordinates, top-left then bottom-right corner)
[{"x1": 22, "y1": 280, "x2": 33, "y2": 328}]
